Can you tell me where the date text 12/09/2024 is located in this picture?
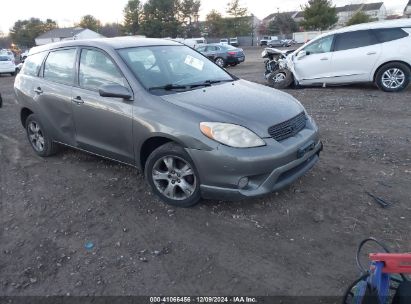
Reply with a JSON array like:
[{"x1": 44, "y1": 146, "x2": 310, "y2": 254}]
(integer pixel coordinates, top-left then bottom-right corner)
[{"x1": 150, "y1": 297, "x2": 257, "y2": 303}]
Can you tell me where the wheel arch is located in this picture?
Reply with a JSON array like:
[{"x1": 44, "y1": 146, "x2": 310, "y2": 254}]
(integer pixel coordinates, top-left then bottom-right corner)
[
  {"x1": 373, "y1": 60, "x2": 411, "y2": 82},
  {"x1": 20, "y1": 107, "x2": 34, "y2": 128},
  {"x1": 139, "y1": 135, "x2": 181, "y2": 171}
]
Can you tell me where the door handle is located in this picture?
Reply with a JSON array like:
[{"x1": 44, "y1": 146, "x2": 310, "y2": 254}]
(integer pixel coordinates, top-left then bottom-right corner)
[
  {"x1": 71, "y1": 96, "x2": 84, "y2": 105},
  {"x1": 367, "y1": 51, "x2": 377, "y2": 55},
  {"x1": 34, "y1": 87, "x2": 43, "y2": 94},
  {"x1": 320, "y1": 57, "x2": 329, "y2": 61}
]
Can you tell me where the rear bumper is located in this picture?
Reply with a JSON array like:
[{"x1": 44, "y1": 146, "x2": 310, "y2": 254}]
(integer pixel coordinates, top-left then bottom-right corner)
[
  {"x1": 187, "y1": 120, "x2": 322, "y2": 201},
  {"x1": 227, "y1": 56, "x2": 245, "y2": 64}
]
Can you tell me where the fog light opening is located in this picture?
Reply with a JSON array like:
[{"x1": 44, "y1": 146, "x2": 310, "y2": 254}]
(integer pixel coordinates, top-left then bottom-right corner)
[{"x1": 238, "y1": 177, "x2": 249, "y2": 189}]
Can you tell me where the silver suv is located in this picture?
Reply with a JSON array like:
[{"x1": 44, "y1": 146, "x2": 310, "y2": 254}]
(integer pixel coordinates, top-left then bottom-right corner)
[{"x1": 14, "y1": 38, "x2": 322, "y2": 207}]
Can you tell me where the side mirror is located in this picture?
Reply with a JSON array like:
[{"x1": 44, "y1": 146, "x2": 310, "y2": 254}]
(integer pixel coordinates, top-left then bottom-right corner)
[
  {"x1": 99, "y1": 84, "x2": 132, "y2": 100},
  {"x1": 297, "y1": 50, "x2": 307, "y2": 60}
]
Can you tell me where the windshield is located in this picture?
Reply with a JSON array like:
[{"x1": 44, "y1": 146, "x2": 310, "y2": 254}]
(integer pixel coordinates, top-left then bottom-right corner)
[{"x1": 118, "y1": 45, "x2": 234, "y2": 94}]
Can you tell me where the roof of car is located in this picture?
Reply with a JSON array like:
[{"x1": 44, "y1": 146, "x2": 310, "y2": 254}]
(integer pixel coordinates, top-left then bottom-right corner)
[
  {"x1": 312, "y1": 19, "x2": 411, "y2": 41},
  {"x1": 28, "y1": 37, "x2": 182, "y2": 56}
]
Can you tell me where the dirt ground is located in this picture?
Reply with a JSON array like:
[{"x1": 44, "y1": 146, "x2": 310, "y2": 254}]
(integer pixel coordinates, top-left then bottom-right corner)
[{"x1": 0, "y1": 47, "x2": 410, "y2": 297}]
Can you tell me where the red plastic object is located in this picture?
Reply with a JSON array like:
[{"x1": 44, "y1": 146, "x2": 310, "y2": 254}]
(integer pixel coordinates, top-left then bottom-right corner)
[{"x1": 369, "y1": 253, "x2": 411, "y2": 273}]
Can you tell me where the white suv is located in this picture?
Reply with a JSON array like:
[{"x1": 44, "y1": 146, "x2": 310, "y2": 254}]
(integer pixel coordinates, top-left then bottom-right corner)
[{"x1": 290, "y1": 19, "x2": 411, "y2": 92}]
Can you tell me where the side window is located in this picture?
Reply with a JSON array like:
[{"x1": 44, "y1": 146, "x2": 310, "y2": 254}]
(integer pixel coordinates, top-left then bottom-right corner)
[
  {"x1": 206, "y1": 46, "x2": 217, "y2": 52},
  {"x1": 334, "y1": 30, "x2": 378, "y2": 52},
  {"x1": 79, "y1": 49, "x2": 126, "y2": 91},
  {"x1": 196, "y1": 46, "x2": 206, "y2": 52},
  {"x1": 21, "y1": 52, "x2": 47, "y2": 77},
  {"x1": 373, "y1": 28, "x2": 409, "y2": 43},
  {"x1": 304, "y1": 35, "x2": 334, "y2": 55},
  {"x1": 44, "y1": 49, "x2": 76, "y2": 85}
]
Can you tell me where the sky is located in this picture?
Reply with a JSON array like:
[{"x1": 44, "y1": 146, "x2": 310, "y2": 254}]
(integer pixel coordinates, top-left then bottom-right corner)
[{"x1": 0, "y1": 0, "x2": 408, "y2": 34}]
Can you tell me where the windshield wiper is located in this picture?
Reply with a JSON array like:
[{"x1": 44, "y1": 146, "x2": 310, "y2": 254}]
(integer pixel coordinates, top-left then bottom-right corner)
[
  {"x1": 188, "y1": 79, "x2": 233, "y2": 88},
  {"x1": 148, "y1": 84, "x2": 188, "y2": 91}
]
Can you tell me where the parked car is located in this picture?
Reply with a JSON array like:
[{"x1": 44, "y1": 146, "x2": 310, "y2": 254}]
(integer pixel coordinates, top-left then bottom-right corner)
[
  {"x1": 0, "y1": 49, "x2": 15, "y2": 62},
  {"x1": 268, "y1": 39, "x2": 285, "y2": 48},
  {"x1": 183, "y1": 37, "x2": 206, "y2": 49},
  {"x1": 0, "y1": 55, "x2": 17, "y2": 76},
  {"x1": 220, "y1": 38, "x2": 229, "y2": 45},
  {"x1": 14, "y1": 38, "x2": 322, "y2": 207},
  {"x1": 229, "y1": 37, "x2": 239, "y2": 47},
  {"x1": 20, "y1": 50, "x2": 30, "y2": 61},
  {"x1": 288, "y1": 19, "x2": 411, "y2": 92},
  {"x1": 196, "y1": 43, "x2": 245, "y2": 67},
  {"x1": 260, "y1": 36, "x2": 279, "y2": 47}
]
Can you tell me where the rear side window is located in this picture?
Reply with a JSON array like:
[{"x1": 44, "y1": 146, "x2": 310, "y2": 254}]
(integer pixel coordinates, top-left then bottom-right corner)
[
  {"x1": 334, "y1": 30, "x2": 378, "y2": 52},
  {"x1": 44, "y1": 48, "x2": 76, "y2": 85},
  {"x1": 79, "y1": 49, "x2": 126, "y2": 91},
  {"x1": 21, "y1": 52, "x2": 47, "y2": 76},
  {"x1": 373, "y1": 28, "x2": 409, "y2": 43},
  {"x1": 0, "y1": 56, "x2": 9, "y2": 61}
]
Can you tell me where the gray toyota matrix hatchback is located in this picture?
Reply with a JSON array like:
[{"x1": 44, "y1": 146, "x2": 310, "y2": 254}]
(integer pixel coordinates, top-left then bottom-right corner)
[{"x1": 14, "y1": 38, "x2": 322, "y2": 207}]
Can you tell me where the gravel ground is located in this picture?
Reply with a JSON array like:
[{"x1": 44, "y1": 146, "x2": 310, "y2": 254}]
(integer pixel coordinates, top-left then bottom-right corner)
[{"x1": 0, "y1": 47, "x2": 410, "y2": 297}]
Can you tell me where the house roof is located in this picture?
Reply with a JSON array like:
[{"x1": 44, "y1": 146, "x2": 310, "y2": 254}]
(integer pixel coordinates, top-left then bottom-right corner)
[
  {"x1": 294, "y1": 11, "x2": 304, "y2": 18},
  {"x1": 362, "y1": 2, "x2": 384, "y2": 11},
  {"x1": 336, "y1": 4, "x2": 363, "y2": 13},
  {"x1": 263, "y1": 11, "x2": 298, "y2": 22},
  {"x1": 36, "y1": 27, "x2": 85, "y2": 40}
]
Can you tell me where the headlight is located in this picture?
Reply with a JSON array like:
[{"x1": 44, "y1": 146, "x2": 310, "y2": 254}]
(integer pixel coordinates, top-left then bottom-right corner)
[
  {"x1": 200, "y1": 122, "x2": 265, "y2": 148},
  {"x1": 261, "y1": 50, "x2": 267, "y2": 58}
]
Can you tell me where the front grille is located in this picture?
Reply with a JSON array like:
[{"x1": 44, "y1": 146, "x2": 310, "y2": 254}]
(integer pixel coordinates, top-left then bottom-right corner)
[{"x1": 268, "y1": 112, "x2": 307, "y2": 142}]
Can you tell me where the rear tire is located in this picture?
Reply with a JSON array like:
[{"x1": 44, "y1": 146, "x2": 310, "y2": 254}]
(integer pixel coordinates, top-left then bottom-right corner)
[
  {"x1": 268, "y1": 69, "x2": 294, "y2": 89},
  {"x1": 145, "y1": 142, "x2": 201, "y2": 207},
  {"x1": 375, "y1": 62, "x2": 410, "y2": 92},
  {"x1": 25, "y1": 114, "x2": 59, "y2": 157}
]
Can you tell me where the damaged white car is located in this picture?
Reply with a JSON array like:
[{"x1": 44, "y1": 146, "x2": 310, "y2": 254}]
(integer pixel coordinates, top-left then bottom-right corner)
[{"x1": 263, "y1": 19, "x2": 411, "y2": 92}]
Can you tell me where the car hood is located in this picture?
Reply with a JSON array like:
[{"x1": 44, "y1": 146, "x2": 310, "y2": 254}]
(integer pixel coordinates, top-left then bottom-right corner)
[{"x1": 160, "y1": 80, "x2": 305, "y2": 138}]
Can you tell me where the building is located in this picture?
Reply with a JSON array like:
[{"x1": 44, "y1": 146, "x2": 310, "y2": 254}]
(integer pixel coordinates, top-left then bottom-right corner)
[
  {"x1": 35, "y1": 27, "x2": 104, "y2": 46},
  {"x1": 335, "y1": 2, "x2": 386, "y2": 27},
  {"x1": 263, "y1": 2, "x2": 387, "y2": 29},
  {"x1": 405, "y1": 0, "x2": 411, "y2": 18}
]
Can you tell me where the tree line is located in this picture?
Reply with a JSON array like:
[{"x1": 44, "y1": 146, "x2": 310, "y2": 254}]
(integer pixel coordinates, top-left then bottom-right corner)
[
  {"x1": 8, "y1": 0, "x2": 252, "y2": 48},
  {"x1": 6, "y1": 0, "x2": 376, "y2": 48}
]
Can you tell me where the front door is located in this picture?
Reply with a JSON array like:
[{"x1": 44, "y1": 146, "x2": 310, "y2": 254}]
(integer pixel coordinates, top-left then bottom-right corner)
[
  {"x1": 71, "y1": 48, "x2": 134, "y2": 164},
  {"x1": 293, "y1": 35, "x2": 334, "y2": 85}
]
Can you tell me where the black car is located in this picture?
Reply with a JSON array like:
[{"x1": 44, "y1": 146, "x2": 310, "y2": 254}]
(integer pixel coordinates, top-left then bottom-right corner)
[{"x1": 196, "y1": 43, "x2": 245, "y2": 67}]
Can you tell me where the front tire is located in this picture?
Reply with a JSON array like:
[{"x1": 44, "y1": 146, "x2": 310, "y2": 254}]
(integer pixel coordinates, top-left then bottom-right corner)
[
  {"x1": 267, "y1": 69, "x2": 294, "y2": 89},
  {"x1": 376, "y1": 63, "x2": 410, "y2": 92},
  {"x1": 25, "y1": 114, "x2": 58, "y2": 157},
  {"x1": 145, "y1": 143, "x2": 201, "y2": 207}
]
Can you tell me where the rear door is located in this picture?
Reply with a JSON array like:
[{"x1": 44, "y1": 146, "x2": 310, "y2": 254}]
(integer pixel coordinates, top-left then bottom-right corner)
[
  {"x1": 71, "y1": 47, "x2": 134, "y2": 164},
  {"x1": 293, "y1": 35, "x2": 334, "y2": 84},
  {"x1": 330, "y1": 30, "x2": 382, "y2": 83}
]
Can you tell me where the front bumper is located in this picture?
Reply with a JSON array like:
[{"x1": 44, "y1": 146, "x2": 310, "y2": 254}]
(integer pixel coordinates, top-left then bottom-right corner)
[{"x1": 187, "y1": 121, "x2": 322, "y2": 200}]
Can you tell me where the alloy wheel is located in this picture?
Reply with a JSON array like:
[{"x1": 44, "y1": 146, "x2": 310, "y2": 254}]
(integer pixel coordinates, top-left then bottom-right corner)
[
  {"x1": 381, "y1": 68, "x2": 405, "y2": 89},
  {"x1": 152, "y1": 156, "x2": 196, "y2": 201},
  {"x1": 273, "y1": 72, "x2": 286, "y2": 83},
  {"x1": 215, "y1": 58, "x2": 225, "y2": 67},
  {"x1": 28, "y1": 121, "x2": 45, "y2": 152}
]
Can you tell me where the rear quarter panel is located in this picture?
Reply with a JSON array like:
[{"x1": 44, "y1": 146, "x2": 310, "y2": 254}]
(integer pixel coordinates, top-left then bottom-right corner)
[{"x1": 372, "y1": 34, "x2": 411, "y2": 79}]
